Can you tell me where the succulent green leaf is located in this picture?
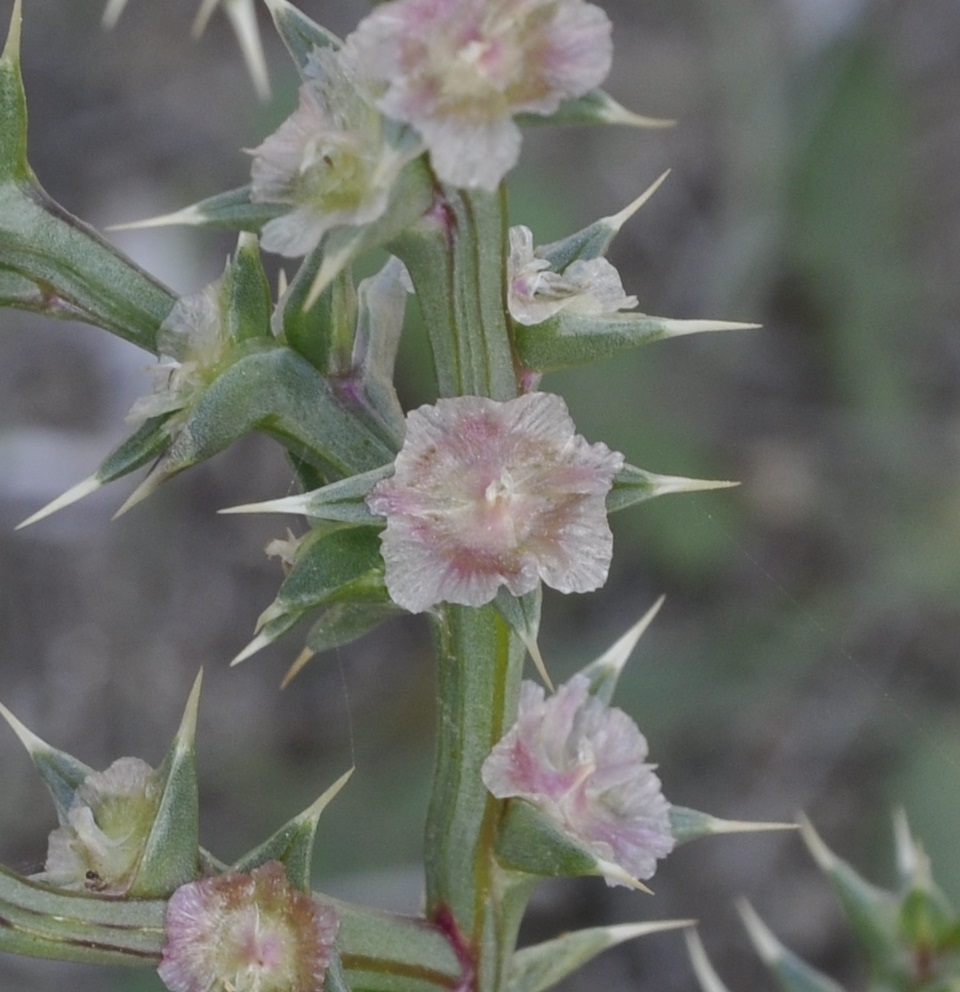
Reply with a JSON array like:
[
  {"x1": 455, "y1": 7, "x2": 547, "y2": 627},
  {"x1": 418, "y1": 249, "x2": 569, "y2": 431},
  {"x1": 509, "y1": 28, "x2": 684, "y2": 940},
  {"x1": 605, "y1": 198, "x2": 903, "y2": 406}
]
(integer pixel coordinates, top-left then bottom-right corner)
[
  {"x1": 0, "y1": 862, "x2": 166, "y2": 966},
  {"x1": 576, "y1": 595, "x2": 664, "y2": 704},
  {"x1": 222, "y1": 231, "x2": 273, "y2": 343},
  {"x1": 519, "y1": 89, "x2": 674, "y2": 130},
  {"x1": 110, "y1": 184, "x2": 286, "y2": 234},
  {"x1": 0, "y1": 177, "x2": 175, "y2": 352},
  {"x1": 260, "y1": 525, "x2": 386, "y2": 620},
  {"x1": 301, "y1": 600, "x2": 402, "y2": 658},
  {"x1": 669, "y1": 807, "x2": 797, "y2": 847},
  {"x1": 279, "y1": 601, "x2": 398, "y2": 686},
  {"x1": 534, "y1": 172, "x2": 670, "y2": 271},
  {"x1": 16, "y1": 415, "x2": 175, "y2": 530},
  {"x1": 1, "y1": 3, "x2": 174, "y2": 349},
  {"x1": 800, "y1": 817, "x2": 900, "y2": 976},
  {"x1": 276, "y1": 250, "x2": 359, "y2": 375},
  {"x1": 607, "y1": 464, "x2": 739, "y2": 514},
  {"x1": 0, "y1": 701, "x2": 94, "y2": 821},
  {"x1": 0, "y1": 264, "x2": 48, "y2": 308},
  {"x1": 278, "y1": 254, "x2": 408, "y2": 446},
  {"x1": 493, "y1": 588, "x2": 552, "y2": 688},
  {"x1": 263, "y1": 0, "x2": 342, "y2": 74},
  {"x1": 351, "y1": 256, "x2": 409, "y2": 444},
  {"x1": 0, "y1": 0, "x2": 28, "y2": 180},
  {"x1": 233, "y1": 525, "x2": 387, "y2": 664},
  {"x1": 900, "y1": 886, "x2": 958, "y2": 956},
  {"x1": 515, "y1": 311, "x2": 759, "y2": 373},
  {"x1": 127, "y1": 672, "x2": 202, "y2": 898},
  {"x1": 332, "y1": 898, "x2": 464, "y2": 992},
  {"x1": 222, "y1": 464, "x2": 391, "y2": 523},
  {"x1": 116, "y1": 342, "x2": 397, "y2": 516},
  {"x1": 232, "y1": 768, "x2": 353, "y2": 890},
  {"x1": 495, "y1": 798, "x2": 649, "y2": 891},
  {"x1": 739, "y1": 899, "x2": 847, "y2": 992},
  {"x1": 506, "y1": 920, "x2": 694, "y2": 992}
]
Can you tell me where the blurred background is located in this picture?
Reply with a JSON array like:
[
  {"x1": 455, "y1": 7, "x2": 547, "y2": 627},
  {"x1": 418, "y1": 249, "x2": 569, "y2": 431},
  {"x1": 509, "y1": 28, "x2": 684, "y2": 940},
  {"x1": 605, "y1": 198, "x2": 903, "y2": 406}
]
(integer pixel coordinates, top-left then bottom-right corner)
[{"x1": 1, "y1": 0, "x2": 960, "y2": 988}]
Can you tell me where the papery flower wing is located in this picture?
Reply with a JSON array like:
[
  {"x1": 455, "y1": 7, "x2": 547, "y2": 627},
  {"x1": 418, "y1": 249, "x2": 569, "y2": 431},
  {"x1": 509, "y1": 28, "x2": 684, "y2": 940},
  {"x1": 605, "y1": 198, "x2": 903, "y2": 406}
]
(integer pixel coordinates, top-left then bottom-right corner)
[
  {"x1": 366, "y1": 393, "x2": 622, "y2": 612},
  {"x1": 348, "y1": 0, "x2": 612, "y2": 190},
  {"x1": 483, "y1": 675, "x2": 674, "y2": 885}
]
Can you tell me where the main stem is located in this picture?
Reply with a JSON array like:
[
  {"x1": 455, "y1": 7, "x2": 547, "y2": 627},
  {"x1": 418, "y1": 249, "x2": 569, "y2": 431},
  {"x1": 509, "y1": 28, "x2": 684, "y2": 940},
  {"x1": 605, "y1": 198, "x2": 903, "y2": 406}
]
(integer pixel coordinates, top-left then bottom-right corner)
[
  {"x1": 408, "y1": 181, "x2": 529, "y2": 990},
  {"x1": 426, "y1": 604, "x2": 526, "y2": 992}
]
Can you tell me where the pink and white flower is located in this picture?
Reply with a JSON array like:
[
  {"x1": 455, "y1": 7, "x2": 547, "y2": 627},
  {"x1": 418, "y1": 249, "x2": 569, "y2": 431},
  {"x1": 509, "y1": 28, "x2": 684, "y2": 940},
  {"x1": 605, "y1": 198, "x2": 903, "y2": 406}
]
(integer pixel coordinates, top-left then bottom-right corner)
[
  {"x1": 159, "y1": 861, "x2": 338, "y2": 992},
  {"x1": 482, "y1": 674, "x2": 674, "y2": 885},
  {"x1": 507, "y1": 225, "x2": 638, "y2": 325},
  {"x1": 366, "y1": 392, "x2": 623, "y2": 612},
  {"x1": 346, "y1": 0, "x2": 613, "y2": 190}
]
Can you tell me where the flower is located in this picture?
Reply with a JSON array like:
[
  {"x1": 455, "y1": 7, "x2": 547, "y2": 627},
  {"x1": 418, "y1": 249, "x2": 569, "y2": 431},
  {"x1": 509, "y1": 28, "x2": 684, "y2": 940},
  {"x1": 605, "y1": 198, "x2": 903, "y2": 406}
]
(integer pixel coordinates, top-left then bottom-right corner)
[
  {"x1": 507, "y1": 225, "x2": 638, "y2": 325},
  {"x1": 347, "y1": 0, "x2": 612, "y2": 190},
  {"x1": 159, "y1": 861, "x2": 339, "y2": 992},
  {"x1": 38, "y1": 757, "x2": 161, "y2": 894},
  {"x1": 126, "y1": 281, "x2": 227, "y2": 427},
  {"x1": 482, "y1": 674, "x2": 674, "y2": 885},
  {"x1": 250, "y1": 47, "x2": 411, "y2": 257},
  {"x1": 366, "y1": 392, "x2": 623, "y2": 612}
]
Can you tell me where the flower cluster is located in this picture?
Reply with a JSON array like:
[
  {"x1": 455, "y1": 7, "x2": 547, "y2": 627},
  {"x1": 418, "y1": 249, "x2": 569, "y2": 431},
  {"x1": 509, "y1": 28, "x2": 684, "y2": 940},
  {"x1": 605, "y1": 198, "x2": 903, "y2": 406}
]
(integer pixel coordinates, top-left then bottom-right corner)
[
  {"x1": 366, "y1": 392, "x2": 623, "y2": 613},
  {"x1": 482, "y1": 674, "x2": 674, "y2": 885},
  {"x1": 159, "y1": 861, "x2": 339, "y2": 992}
]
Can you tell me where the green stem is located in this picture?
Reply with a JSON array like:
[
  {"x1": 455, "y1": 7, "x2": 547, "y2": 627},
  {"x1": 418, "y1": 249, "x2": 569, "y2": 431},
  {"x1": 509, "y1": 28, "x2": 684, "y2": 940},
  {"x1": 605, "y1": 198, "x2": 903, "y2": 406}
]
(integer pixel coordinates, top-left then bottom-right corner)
[
  {"x1": 392, "y1": 185, "x2": 518, "y2": 402},
  {"x1": 425, "y1": 604, "x2": 527, "y2": 992}
]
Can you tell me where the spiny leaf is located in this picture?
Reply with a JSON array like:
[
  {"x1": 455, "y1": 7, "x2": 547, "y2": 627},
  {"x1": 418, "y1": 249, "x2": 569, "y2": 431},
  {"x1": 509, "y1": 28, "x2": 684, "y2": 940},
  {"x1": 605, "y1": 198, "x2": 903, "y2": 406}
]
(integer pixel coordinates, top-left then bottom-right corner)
[
  {"x1": 506, "y1": 920, "x2": 694, "y2": 992},
  {"x1": 515, "y1": 311, "x2": 759, "y2": 373},
  {"x1": 577, "y1": 595, "x2": 665, "y2": 704},
  {"x1": 231, "y1": 768, "x2": 353, "y2": 889},
  {"x1": 608, "y1": 464, "x2": 739, "y2": 514}
]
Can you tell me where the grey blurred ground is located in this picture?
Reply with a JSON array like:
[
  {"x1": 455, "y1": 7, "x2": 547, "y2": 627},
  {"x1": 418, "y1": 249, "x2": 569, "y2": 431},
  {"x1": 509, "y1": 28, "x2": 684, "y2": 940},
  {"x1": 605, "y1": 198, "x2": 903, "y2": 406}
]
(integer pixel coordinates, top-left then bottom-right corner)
[{"x1": 2, "y1": 0, "x2": 960, "y2": 989}]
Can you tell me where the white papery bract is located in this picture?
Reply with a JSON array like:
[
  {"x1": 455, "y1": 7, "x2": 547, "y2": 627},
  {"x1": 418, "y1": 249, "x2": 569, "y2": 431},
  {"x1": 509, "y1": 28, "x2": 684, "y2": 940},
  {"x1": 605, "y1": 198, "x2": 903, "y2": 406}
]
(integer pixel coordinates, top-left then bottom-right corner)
[
  {"x1": 159, "y1": 861, "x2": 338, "y2": 992},
  {"x1": 366, "y1": 392, "x2": 623, "y2": 612},
  {"x1": 482, "y1": 674, "x2": 675, "y2": 886},
  {"x1": 346, "y1": 0, "x2": 612, "y2": 190},
  {"x1": 508, "y1": 225, "x2": 638, "y2": 325}
]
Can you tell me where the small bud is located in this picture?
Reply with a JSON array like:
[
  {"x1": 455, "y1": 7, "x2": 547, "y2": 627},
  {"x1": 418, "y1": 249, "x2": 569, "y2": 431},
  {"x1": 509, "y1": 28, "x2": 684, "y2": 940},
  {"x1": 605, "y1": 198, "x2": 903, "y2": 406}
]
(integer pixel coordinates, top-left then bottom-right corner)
[
  {"x1": 366, "y1": 392, "x2": 624, "y2": 612},
  {"x1": 159, "y1": 860, "x2": 338, "y2": 992}
]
